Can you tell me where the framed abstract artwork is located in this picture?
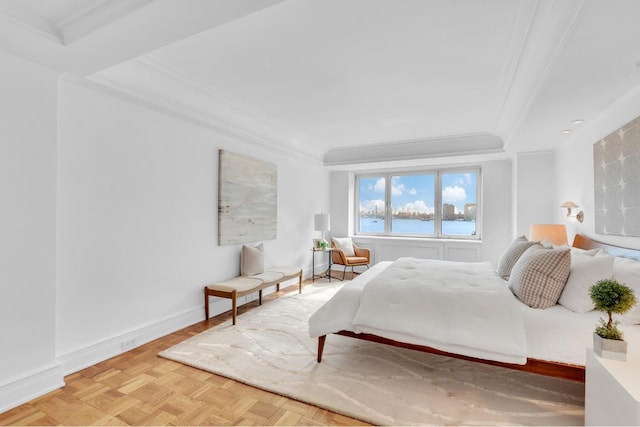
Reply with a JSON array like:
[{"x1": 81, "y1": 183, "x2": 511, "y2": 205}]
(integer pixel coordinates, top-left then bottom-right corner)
[
  {"x1": 218, "y1": 150, "x2": 277, "y2": 245},
  {"x1": 593, "y1": 115, "x2": 640, "y2": 236}
]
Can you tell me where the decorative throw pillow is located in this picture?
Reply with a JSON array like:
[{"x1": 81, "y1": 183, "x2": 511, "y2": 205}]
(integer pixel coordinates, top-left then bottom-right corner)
[
  {"x1": 612, "y1": 257, "x2": 640, "y2": 324},
  {"x1": 558, "y1": 252, "x2": 614, "y2": 313},
  {"x1": 332, "y1": 237, "x2": 355, "y2": 257},
  {"x1": 241, "y1": 243, "x2": 264, "y2": 276},
  {"x1": 509, "y1": 246, "x2": 571, "y2": 309},
  {"x1": 497, "y1": 236, "x2": 538, "y2": 280}
]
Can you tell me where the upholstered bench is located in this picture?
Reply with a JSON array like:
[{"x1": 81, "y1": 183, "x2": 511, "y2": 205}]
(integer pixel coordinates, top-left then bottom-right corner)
[{"x1": 204, "y1": 265, "x2": 302, "y2": 325}]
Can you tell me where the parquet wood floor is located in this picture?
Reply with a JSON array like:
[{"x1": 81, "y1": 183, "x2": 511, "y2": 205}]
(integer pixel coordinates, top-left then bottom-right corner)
[{"x1": 1, "y1": 277, "x2": 368, "y2": 426}]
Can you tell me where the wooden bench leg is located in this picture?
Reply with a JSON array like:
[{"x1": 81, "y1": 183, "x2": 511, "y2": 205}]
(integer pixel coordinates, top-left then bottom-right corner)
[
  {"x1": 259, "y1": 289, "x2": 262, "y2": 305},
  {"x1": 298, "y1": 270, "x2": 302, "y2": 294},
  {"x1": 276, "y1": 283, "x2": 280, "y2": 292},
  {"x1": 317, "y1": 335, "x2": 326, "y2": 363},
  {"x1": 231, "y1": 290, "x2": 237, "y2": 325},
  {"x1": 204, "y1": 287, "x2": 209, "y2": 320}
]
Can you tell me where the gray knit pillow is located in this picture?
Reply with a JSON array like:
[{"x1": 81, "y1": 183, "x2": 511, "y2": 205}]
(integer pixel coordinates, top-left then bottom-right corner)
[
  {"x1": 241, "y1": 243, "x2": 264, "y2": 276},
  {"x1": 508, "y1": 246, "x2": 571, "y2": 309},
  {"x1": 497, "y1": 236, "x2": 538, "y2": 280}
]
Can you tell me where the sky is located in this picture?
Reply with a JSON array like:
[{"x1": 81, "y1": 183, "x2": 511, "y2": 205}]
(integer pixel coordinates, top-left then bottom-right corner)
[{"x1": 359, "y1": 172, "x2": 477, "y2": 214}]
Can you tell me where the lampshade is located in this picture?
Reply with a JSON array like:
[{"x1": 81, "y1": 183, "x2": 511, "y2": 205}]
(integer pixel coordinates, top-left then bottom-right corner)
[
  {"x1": 314, "y1": 213, "x2": 330, "y2": 232},
  {"x1": 529, "y1": 224, "x2": 568, "y2": 246},
  {"x1": 560, "y1": 201, "x2": 579, "y2": 209}
]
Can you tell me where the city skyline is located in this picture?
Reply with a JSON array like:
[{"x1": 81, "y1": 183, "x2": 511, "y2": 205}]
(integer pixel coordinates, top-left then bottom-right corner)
[{"x1": 359, "y1": 172, "x2": 477, "y2": 217}]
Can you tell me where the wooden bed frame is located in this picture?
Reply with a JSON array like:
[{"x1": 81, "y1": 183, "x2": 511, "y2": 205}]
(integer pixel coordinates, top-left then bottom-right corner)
[{"x1": 316, "y1": 234, "x2": 640, "y2": 383}]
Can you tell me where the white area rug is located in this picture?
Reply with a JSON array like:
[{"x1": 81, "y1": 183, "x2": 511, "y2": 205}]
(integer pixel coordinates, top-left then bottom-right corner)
[{"x1": 159, "y1": 282, "x2": 584, "y2": 425}]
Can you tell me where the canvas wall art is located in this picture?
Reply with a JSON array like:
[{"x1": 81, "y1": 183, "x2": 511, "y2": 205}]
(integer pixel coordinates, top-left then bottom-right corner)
[
  {"x1": 218, "y1": 150, "x2": 277, "y2": 245},
  {"x1": 593, "y1": 115, "x2": 640, "y2": 236}
]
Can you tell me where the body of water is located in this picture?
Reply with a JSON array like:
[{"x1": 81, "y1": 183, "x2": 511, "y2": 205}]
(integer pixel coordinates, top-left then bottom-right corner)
[{"x1": 359, "y1": 217, "x2": 476, "y2": 236}]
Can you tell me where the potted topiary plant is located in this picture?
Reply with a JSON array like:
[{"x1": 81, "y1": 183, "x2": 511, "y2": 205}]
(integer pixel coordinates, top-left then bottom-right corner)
[{"x1": 589, "y1": 278, "x2": 637, "y2": 360}]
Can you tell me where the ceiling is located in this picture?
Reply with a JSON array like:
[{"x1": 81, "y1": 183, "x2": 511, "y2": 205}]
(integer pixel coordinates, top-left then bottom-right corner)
[{"x1": 2, "y1": 0, "x2": 640, "y2": 166}]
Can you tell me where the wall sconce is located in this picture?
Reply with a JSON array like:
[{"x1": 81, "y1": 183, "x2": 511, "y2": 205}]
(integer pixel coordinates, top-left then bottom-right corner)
[{"x1": 560, "y1": 201, "x2": 584, "y2": 223}]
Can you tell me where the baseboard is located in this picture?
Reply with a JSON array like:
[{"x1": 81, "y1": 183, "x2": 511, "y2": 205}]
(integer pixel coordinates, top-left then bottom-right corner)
[
  {"x1": 2, "y1": 274, "x2": 312, "y2": 414},
  {"x1": 0, "y1": 362, "x2": 64, "y2": 414},
  {"x1": 57, "y1": 274, "x2": 307, "y2": 376},
  {"x1": 57, "y1": 306, "x2": 204, "y2": 376}
]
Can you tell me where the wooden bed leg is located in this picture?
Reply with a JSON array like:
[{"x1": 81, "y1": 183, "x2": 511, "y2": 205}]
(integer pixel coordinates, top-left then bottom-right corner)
[
  {"x1": 298, "y1": 270, "x2": 302, "y2": 294},
  {"x1": 317, "y1": 335, "x2": 326, "y2": 363}
]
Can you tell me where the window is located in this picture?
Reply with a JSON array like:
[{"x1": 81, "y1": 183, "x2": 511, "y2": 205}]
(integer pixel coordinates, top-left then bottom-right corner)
[{"x1": 356, "y1": 168, "x2": 480, "y2": 239}]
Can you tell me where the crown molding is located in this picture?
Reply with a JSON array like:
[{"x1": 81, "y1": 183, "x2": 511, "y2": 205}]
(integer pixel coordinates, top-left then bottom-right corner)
[
  {"x1": 492, "y1": 0, "x2": 539, "y2": 131},
  {"x1": 79, "y1": 69, "x2": 323, "y2": 166},
  {"x1": 0, "y1": 1, "x2": 62, "y2": 43},
  {"x1": 496, "y1": 0, "x2": 589, "y2": 147},
  {"x1": 140, "y1": 54, "x2": 298, "y2": 139},
  {"x1": 59, "y1": 0, "x2": 153, "y2": 45},
  {"x1": 323, "y1": 133, "x2": 504, "y2": 166}
]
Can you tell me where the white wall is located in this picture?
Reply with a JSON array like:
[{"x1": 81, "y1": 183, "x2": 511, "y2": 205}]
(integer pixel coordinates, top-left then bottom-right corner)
[
  {"x1": 331, "y1": 159, "x2": 513, "y2": 267},
  {"x1": 0, "y1": 52, "x2": 63, "y2": 411},
  {"x1": 555, "y1": 84, "x2": 640, "y2": 249},
  {"x1": 513, "y1": 151, "x2": 556, "y2": 238},
  {"x1": 329, "y1": 171, "x2": 353, "y2": 238},
  {"x1": 55, "y1": 79, "x2": 330, "y2": 373}
]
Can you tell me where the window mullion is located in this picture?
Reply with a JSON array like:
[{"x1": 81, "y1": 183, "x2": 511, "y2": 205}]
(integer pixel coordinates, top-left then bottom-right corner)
[
  {"x1": 433, "y1": 172, "x2": 439, "y2": 238},
  {"x1": 385, "y1": 173, "x2": 391, "y2": 234}
]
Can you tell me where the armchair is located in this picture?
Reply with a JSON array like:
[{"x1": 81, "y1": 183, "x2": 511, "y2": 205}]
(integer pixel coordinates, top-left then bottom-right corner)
[{"x1": 331, "y1": 237, "x2": 370, "y2": 280}]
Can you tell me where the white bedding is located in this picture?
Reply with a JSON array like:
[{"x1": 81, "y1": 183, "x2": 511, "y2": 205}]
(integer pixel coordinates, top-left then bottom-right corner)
[
  {"x1": 308, "y1": 258, "x2": 640, "y2": 366},
  {"x1": 311, "y1": 257, "x2": 528, "y2": 364}
]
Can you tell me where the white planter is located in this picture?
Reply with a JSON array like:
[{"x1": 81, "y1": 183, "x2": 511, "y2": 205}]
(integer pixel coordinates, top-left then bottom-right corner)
[{"x1": 593, "y1": 332, "x2": 627, "y2": 361}]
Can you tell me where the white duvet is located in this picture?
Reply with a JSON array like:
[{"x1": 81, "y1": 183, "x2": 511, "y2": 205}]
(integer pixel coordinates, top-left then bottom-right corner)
[{"x1": 309, "y1": 257, "x2": 528, "y2": 364}]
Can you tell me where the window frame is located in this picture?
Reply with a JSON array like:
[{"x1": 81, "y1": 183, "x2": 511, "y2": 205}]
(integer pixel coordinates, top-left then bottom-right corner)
[{"x1": 355, "y1": 167, "x2": 482, "y2": 240}]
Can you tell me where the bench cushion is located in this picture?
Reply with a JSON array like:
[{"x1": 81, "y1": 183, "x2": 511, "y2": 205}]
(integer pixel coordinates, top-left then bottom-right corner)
[
  {"x1": 251, "y1": 271, "x2": 284, "y2": 284},
  {"x1": 269, "y1": 266, "x2": 301, "y2": 278},
  {"x1": 207, "y1": 277, "x2": 262, "y2": 293}
]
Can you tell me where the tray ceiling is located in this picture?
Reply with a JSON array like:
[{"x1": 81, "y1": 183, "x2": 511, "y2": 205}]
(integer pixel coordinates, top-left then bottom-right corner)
[{"x1": 2, "y1": 0, "x2": 640, "y2": 165}]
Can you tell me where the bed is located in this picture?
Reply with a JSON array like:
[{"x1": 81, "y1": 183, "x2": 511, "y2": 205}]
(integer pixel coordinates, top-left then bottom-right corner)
[{"x1": 308, "y1": 234, "x2": 640, "y2": 382}]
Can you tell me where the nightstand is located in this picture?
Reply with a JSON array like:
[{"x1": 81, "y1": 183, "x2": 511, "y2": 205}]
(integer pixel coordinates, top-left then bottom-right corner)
[{"x1": 585, "y1": 349, "x2": 640, "y2": 425}]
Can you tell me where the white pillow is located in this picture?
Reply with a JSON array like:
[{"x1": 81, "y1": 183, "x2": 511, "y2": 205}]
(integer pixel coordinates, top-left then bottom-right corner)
[
  {"x1": 241, "y1": 243, "x2": 264, "y2": 276},
  {"x1": 332, "y1": 237, "x2": 355, "y2": 256},
  {"x1": 612, "y1": 257, "x2": 640, "y2": 324},
  {"x1": 558, "y1": 253, "x2": 614, "y2": 313},
  {"x1": 571, "y1": 247, "x2": 602, "y2": 256}
]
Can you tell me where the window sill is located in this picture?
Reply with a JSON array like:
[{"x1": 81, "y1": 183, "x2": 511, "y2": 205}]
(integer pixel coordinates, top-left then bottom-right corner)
[{"x1": 352, "y1": 235, "x2": 482, "y2": 244}]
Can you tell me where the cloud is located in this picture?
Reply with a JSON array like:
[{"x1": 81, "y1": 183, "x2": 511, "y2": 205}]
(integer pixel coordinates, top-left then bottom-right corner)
[
  {"x1": 390, "y1": 177, "x2": 417, "y2": 196},
  {"x1": 442, "y1": 186, "x2": 467, "y2": 203},
  {"x1": 372, "y1": 178, "x2": 417, "y2": 197},
  {"x1": 373, "y1": 178, "x2": 385, "y2": 193},
  {"x1": 402, "y1": 200, "x2": 434, "y2": 213}
]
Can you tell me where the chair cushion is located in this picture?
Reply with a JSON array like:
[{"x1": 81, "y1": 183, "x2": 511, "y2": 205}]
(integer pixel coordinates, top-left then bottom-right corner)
[
  {"x1": 344, "y1": 256, "x2": 369, "y2": 266},
  {"x1": 332, "y1": 237, "x2": 355, "y2": 256},
  {"x1": 241, "y1": 243, "x2": 264, "y2": 276}
]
